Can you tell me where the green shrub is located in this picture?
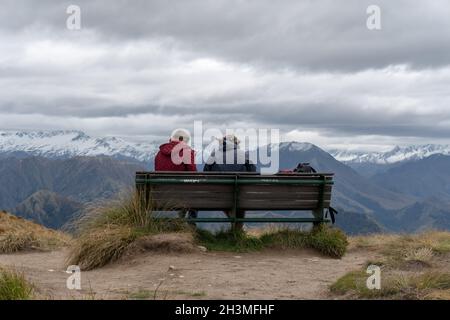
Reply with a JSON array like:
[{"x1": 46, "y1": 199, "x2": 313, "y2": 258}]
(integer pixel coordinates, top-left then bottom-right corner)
[
  {"x1": 195, "y1": 229, "x2": 263, "y2": 252},
  {"x1": 330, "y1": 270, "x2": 369, "y2": 295},
  {"x1": 0, "y1": 268, "x2": 34, "y2": 300},
  {"x1": 307, "y1": 225, "x2": 348, "y2": 258},
  {"x1": 197, "y1": 225, "x2": 348, "y2": 258}
]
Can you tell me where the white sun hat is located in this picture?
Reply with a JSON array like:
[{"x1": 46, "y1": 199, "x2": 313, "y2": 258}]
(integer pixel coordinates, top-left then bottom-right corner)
[{"x1": 170, "y1": 128, "x2": 191, "y2": 143}]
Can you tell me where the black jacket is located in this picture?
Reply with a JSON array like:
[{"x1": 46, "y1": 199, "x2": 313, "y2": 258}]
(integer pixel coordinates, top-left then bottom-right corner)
[{"x1": 203, "y1": 141, "x2": 257, "y2": 172}]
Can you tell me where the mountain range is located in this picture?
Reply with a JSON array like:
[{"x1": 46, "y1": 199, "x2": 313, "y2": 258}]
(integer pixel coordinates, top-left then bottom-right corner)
[
  {"x1": 330, "y1": 144, "x2": 450, "y2": 164},
  {"x1": 2, "y1": 130, "x2": 449, "y2": 169},
  {"x1": 329, "y1": 144, "x2": 450, "y2": 177},
  {"x1": 0, "y1": 130, "x2": 449, "y2": 235},
  {"x1": 0, "y1": 130, "x2": 158, "y2": 164}
]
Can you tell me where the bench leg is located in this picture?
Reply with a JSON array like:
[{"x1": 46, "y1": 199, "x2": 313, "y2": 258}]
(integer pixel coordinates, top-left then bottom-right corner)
[
  {"x1": 178, "y1": 210, "x2": 198, "y2": 227},
  {"x1": 312, "y1": 208, "x2": 324, "y2": 230},
  {"x1": 225, "y1": 210, "x2": 245, "y2": 232},
  {"x1": 177, "y1": 210, "x2": 186, "y2": 219},
  {"x1": 136, "y1": 184, "x2": 149, "y2": 210}
]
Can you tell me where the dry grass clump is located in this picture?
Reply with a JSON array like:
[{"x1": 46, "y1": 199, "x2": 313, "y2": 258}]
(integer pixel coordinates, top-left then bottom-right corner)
[
  {"x1": 331, "y1": 270, "x2": 450, "y2": 300},
  {"x1": 0, "y1": 211, "x2": 69, "y2": 253},
  {"x1": 350, "y1": 231, "x2": 450, "y2": 254},
  {"x1": 66, "y1": 191, "x2": 190, "y2": 270},
  {"x1": 404, "y1": 247, "x2": 434, "y2": 266},
  {"x1": 67, "y1": 225, "x2": 137, "y2": 270},
  {"x1": 131, "y1": 232, "x2": 197, "y2": 253},
  {"x1": 331, "y1": 231, "x2": 450, "y2": 300},
  {"x1": 350, "y1": 231, "x2": 450, "y2": 270}
]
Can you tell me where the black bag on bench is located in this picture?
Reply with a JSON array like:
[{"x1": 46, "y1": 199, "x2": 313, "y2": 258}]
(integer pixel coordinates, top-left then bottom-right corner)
[{"x1": 291, "y1": 163, "x2": 338, "y2": 224}]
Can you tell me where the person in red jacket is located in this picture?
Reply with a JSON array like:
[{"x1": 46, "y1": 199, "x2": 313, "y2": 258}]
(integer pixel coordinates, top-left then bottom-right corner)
[
  {"x1": 155, "y1": 129, "x2": 196, "y2": 172},
  {"x1": 154, "y1": 129, "x2": 197, "y2": 224}
]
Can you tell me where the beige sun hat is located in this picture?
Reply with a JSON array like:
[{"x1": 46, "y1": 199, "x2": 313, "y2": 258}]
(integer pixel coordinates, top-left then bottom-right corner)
[
  {"x1": 170, "y1": 128, "x2": 191, "y2": 143},
  {"x1": 220, "y1": 134, "x2": 240, "y2": 145}
]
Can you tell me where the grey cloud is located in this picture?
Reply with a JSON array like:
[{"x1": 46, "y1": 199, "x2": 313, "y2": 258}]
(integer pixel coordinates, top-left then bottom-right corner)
[
  {"x1": 2, "y1": 0, "x2": 450, "y2": 71},
  {"x1": 1, "y1": 0, "x2": 450, "y2": 148}
]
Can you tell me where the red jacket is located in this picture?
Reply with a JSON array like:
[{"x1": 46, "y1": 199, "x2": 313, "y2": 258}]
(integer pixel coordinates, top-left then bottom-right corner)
[{"x1": 154, "y1": 141, "x2": 197, "y2": 171}]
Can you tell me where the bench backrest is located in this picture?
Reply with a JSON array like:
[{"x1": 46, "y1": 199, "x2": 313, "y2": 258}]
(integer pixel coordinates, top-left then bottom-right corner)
[{"x1": 136, "y1": 172, "x2": 333, "y2": 211}]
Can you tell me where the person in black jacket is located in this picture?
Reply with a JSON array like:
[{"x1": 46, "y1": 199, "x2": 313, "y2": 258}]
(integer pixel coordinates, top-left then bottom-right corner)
[{"x1": 203, "y1": 135, "x2": 257, "y2": 231}]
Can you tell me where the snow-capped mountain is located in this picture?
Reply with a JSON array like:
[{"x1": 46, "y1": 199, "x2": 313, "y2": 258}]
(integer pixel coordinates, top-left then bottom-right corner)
[
  {"x1": 329, "y1": 144, "x2": 450, "y2": 164},
  {"x1": 2, "y1": 130, "x2": 449, "y2": 167},
  {"x1": 275, "y1": 141, "x2": 315, "y2": 152},
  {"x1": 0, "y1": 130, "x2": 158, "y2": 163}
]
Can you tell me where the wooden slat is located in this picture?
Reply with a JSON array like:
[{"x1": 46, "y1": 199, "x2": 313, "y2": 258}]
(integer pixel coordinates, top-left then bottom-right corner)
[
  {"x1": 240, "y1": 185, "x2": 332, "y2": 193},
  {"x1": 151, "y1": 198, "x2": 232, "y2": 210},
  {"x1": 150, "y1": 193, "x2": 233, "y2": 201},
  {"x1": 139, "y1": 171, "x2": 333, "y2": 177},
  {"x1": 241, "y1": 192, "x2": 331, "y2": 201},
  {"x1": 239, "y1": 199, "x2": 331, "y2": 210},
  {"x1": 150, "y1": 185, "x2": 233, "y2": 193}
]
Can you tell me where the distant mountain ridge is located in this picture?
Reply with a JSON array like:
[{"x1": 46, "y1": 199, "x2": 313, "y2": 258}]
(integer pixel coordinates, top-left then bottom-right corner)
[
  {"x1": 329, "y1": 144, "x2": 450, "y2": 164},
  {"x1": 0, "y1": 130, "x2": 158, "y2": 164},
  {"x1": 2, "y1": 130, "x2": 449, "y2": 168}
]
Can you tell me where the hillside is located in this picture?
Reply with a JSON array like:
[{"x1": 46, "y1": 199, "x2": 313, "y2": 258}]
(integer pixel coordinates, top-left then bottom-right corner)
[
  {"x1": 0, "y1": 210, "x2": 69, "y2": 253},
  {"x1": 11, "y1": 190, "x2": 83, "y2": 229},
  {"x1": 0, "y1": 156, "x2": 146, "y2": 209}
]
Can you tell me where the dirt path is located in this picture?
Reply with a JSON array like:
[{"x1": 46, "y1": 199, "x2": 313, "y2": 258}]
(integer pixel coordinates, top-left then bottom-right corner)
[{"x1": 0, "y1": 248, "x2": 374, "y2": 300}]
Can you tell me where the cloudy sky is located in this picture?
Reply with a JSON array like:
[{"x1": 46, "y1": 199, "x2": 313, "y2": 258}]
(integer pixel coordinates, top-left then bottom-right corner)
[{"x1": 0, "y1": 0, "x2": 449, "y2": 151}]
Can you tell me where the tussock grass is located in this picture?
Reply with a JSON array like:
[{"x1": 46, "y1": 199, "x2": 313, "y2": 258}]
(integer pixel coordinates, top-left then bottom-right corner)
[
  {"x1": 351, "y1": 231, "x2": 450, "y2": 255},
  {"x1": 331, "y1": 270, "x2": 450, "y2": 299},
  {"x1": 331, "y1": 231, "x2": 450, "y2": 299},
  {"x1": 67, "y1": 190, "x2": 190, "y2": 270},
  {"x1": 350, "y1": 231, "x2": 450, "y2": 270},
  {"x1": 0, "y1": 211, "x2": 69, "y2": 253},
  {"x1": 197, "y1": 224, "x2": 348, "y2": 258},
  {"x1": 67, "y1": 226, "x2": 137, "y2": 270},
  {"x1": 0, "y1": 268, "x2": 34, "y2": 300},
  {"x1": 404, "y1": 247, "x2": 434, "y2": 266},
  {"x1": 128, "y1": 288, "x2": 207, "y2": 300},
  {"x1": 330, "y1": 270, "x2": 377, "y2": 297}
]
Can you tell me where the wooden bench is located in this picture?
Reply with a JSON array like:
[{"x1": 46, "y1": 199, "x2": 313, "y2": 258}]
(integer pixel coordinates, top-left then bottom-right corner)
[{"x1": 135, "y1": 171, "x2": 334, "y2": 226}]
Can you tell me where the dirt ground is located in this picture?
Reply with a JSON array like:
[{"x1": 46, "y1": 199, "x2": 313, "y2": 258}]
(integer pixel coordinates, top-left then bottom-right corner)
[{"x1": 0, "y1": 248, "x2": 375, "y2": 300}]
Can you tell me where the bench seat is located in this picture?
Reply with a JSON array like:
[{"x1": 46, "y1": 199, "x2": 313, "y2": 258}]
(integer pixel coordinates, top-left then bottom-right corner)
[{"x1": 136, "y1": 171, "x2": 334, "y2": 224}]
